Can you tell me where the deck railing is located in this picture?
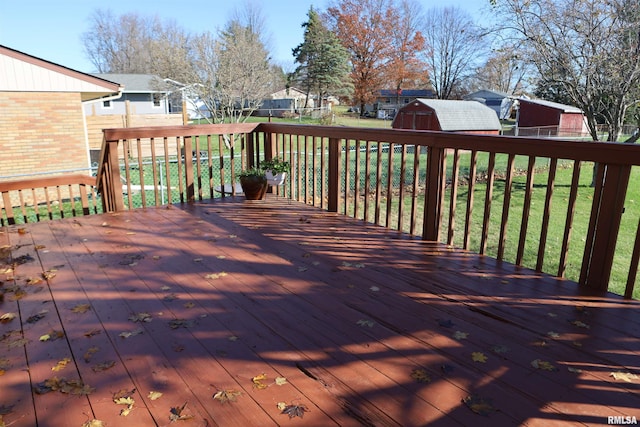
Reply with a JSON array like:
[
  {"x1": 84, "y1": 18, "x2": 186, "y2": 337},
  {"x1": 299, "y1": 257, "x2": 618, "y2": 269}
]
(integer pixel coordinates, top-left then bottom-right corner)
[
  {"x1": 7, "y1": 122, "x2": 638, "y2": 299},
  {"x1": 0, "y1": 174, "x2": 99, "y2": 225}
]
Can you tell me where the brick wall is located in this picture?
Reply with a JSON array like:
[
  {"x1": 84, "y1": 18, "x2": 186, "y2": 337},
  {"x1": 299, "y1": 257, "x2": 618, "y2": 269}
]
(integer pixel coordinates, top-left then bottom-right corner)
[{"x1": 0, "y1": 92, "x2": 89, "y2": 179}]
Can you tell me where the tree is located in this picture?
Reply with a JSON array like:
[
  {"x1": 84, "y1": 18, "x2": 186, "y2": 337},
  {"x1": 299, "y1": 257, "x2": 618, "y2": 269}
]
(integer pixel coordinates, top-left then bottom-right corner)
[
  {"x1": 472, "y1": 47, "x2": 531, "y2": 95},
  {"x1": 82, "y1": 9, "x2": 194, "y2": 84},
  {"x1": 291, "y1": 7, "x2": 353, "y2": 109},
  {"x1": 326, "y1": 0, "x2": 396, "y2": 114},
  {"x1": 492, "y1": 0, "x2": 640, "y2": 141},
  {"x1": 422, "y1": 7, "x2": 487, "y2": 99},
  {"x1": 386, "y1": 0, "x2": 430, "y2": 104}
]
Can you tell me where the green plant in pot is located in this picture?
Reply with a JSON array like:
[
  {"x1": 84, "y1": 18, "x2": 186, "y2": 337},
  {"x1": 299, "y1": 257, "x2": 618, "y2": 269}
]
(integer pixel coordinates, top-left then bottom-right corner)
[
  {"x1": 238, "y1": 168, "x2": 267, "y2": 200},
  {"x1": 260, "y1": 157, "x2": 290, "y2": 186}
]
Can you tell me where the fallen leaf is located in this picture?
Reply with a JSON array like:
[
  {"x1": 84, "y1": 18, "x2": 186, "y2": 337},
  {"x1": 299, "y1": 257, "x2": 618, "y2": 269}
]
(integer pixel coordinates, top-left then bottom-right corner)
[
  {"x1": 453, "y1": 331, "x2": 469, "y2": 340},
  {"x1": 168, "y1": 319, "x2": 193, "y2": 329},
  {"x1": 547, "y1": 331, "x2": 560, "y2": 338},
  {"x1": 277, "y1": 402, "x2": 287, "y2": 411},
  {"x1": 252, "y1": 373, "x2": 268, "y2": 390},
  {"x1": 184, "y1": 302, "x2": 195, "y2": 309},
  {"x1": 410, "y1": 368, "x2": 431, "y2": 383},
  {"x1": 82, "y1": 420, "x2": 105, "y2": 427},
  {"x1": 71, "y1": 304, "x2": 91, "y2": 314},
  {"x1": 610, "y1": 371, "x2": 638, "y2": 383},
  {"x1": 27, "y1": 310, "x2": 48, "y2": 324},
  {"x1": 275, "y1": 376, "x2": 288, "y2": 386},
  {"x1": 114, "y1": 396, "x2": 135, "y2": 406},
  {"x1": 148, "y1": 391, "x2": 163, "y2": 401},
  {"x1": 531, "y1": 359, "x2": 557, "y2": 371},
  {"x1": 357, "y1": 319, "x2": 375, "y2": 328},
  {"x1": 161, "y1": 285, "x2": 171, "y2": 291},
  {"x1": 119, "y1": 328, "x2": 144, "y2": 339},
  {"x1": 84, "y1": 346, "x2": 99, "y2": 363},
  {"x1": 213, "y1": 389, "x2": 241, "y2": 403},
  {"x1": 42, "y1": 270, "x2": 56, "y2": 280},
  {"x1": 568, "y1": 366, "x2": 583, "y2": 374},
  {"x1": 281, "y1": 403, "x2": 309, "y2": 419},
  {"x1": 163, "y1": 293, "x2": 179, "y2": 302},
  {"x1": 570, "y1": 320, "x2": 590, "y2": 329},
  {"x1": 92, "y1": 360, "x2": 116, "y2": 372},
  {"x1": 472, "y1": 352, "x2": 488, "y2": 363},
  {"x1": 52, "y1": 358, "x2": 71, "y2": 372},
  {"x1": 463, "y1": 394, "x2": 496, "y2": 416},
  {"x1": 205, "y1": 272, "x2": 228, "y2": 280},
  {"x1": 129, "y1": 312, "x2": 152, "y2": 323},
  {"x1": 491, "y1": 345, "x2": 509, "y2": 354},
  {"x1": 84, "y1": 329, "x2": 102, "y2": 338},
  {"x1": 0, "y1": 313, "x2": 16, "y2": 324},
  {"x1": 169, "y1": 402, "x2": 194, "y2": 422},
  {"x1": 369, "y1": 286, "x2": 380, "y2": 292},
  {"x1": 298, "y1": 266, "x2": 308, "y2": 272},
  {"x1": 26, "y1": 277, "x2": 43, "y2": 285}
]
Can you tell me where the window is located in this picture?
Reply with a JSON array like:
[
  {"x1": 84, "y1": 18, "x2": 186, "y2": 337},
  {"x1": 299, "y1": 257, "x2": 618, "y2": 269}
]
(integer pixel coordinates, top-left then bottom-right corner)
[
  {"x1": 102, "y1": 100, "x2": 112, "y2": 108},
  {"x1": 152, "y1": 94, "x2": 162, "y2": 107}
]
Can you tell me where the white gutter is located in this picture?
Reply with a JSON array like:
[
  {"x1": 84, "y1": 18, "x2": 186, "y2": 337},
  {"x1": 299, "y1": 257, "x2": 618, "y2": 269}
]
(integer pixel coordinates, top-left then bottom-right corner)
[{"x1": 81, "y1": 88, "x2": 124, "y2": 169}]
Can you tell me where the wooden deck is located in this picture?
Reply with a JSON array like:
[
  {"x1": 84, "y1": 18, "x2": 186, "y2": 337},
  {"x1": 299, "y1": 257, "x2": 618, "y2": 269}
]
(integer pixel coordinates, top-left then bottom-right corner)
[{"x1": 1, "y1": 197, "x2": 638, "y2": 427}]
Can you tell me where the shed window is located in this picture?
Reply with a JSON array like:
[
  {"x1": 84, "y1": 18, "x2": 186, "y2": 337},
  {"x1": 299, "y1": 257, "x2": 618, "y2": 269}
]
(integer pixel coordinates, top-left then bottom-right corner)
[{"x1": 102, "y1": 100, "x2": 112, "y2": 108}]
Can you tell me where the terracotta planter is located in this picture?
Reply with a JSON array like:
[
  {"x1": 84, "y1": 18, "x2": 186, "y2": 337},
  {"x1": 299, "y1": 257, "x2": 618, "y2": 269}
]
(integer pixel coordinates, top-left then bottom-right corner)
[{"x1": 239, "y1": 175, "x2": 267, "y2": 200}]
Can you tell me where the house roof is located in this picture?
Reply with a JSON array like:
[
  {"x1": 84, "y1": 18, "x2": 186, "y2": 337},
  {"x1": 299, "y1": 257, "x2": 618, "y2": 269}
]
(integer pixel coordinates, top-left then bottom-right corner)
[
  {"x1": 518, "y1": 98, "x2": 583, "y2": 113},
  {"x1": 414, "y1": 99, "x2": 502, "y2": 131},
  {"x1": 92, "y1": 73, "x2": 168, "y2": 94},
  {"x1": 464, "y1": 89, "x2": 510, "y2": 100},
  {"x1": 380, "y1": 89, "x2": 433, "y2": 98},
  {"x1": 0, "y1": 44, "x2": 121, "y2": 101}
]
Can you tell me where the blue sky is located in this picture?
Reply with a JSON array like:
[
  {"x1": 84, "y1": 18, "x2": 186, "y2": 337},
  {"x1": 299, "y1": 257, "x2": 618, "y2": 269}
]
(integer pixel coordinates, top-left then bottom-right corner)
[{"x1": 1, "y1": 0, "x2": 489, "y2": 73}]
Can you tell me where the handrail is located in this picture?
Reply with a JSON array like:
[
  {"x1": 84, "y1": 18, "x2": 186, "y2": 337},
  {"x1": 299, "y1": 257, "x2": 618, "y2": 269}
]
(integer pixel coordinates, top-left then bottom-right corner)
[
  {"x1": 0, "y1": 174, "x2": 99, "y2": 225},
  {"x1": 93, "y1": 122, "x2": 640, "y2": 299}
]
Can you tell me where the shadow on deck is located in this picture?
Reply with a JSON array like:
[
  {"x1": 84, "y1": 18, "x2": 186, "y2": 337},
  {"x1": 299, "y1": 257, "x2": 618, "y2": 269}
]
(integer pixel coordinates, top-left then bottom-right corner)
[{"x1": 1, "y1": 197, "x2": 638, "y2": 427}]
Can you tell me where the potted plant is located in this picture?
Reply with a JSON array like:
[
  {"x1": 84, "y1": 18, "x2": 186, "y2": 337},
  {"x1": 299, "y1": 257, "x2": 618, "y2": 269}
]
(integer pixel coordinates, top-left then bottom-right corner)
[
  {"x1": 238, "y1": 168, "x2": 268, "y2": 200},
  {"x1": 260, "y1": 157, "x2": 290, "y2": 186}
]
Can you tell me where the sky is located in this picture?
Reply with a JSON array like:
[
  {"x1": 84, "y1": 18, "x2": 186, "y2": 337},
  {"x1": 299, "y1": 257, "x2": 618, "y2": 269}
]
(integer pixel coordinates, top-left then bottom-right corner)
[{"x1": 1, "y1": 0, "x2": 489, "y2": 74}]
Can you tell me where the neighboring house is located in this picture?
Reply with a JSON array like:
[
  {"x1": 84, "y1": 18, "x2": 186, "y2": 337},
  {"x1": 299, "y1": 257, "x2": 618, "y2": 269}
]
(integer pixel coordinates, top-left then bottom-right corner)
[
  {"x1": 464, "y1": 89, "x2": 510, "y2": 118},
  {"x1": 0, "y1": 44, "x2": 121, "y2": 180},
  {"x1": 372, "y1": 89, "x2": 434, "y2": 118},
  {"x1": 85, "y1": 73, "x2": 170, "y2": 116},
  {"x1": 255, "y1": 87, "x2": 315, "y2": 117},
  {"x1": 516, "y1": 98, "x2": 588, "y2": 137},
  {"x1": 392, "y1": 99, "x2": 502, "y2": 135}
]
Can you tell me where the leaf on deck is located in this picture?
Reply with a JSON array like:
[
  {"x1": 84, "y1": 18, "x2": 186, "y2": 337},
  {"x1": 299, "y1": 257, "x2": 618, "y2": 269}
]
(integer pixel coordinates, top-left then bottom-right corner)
[
  {"x1": 129, "y1": 312, "x2": 152, "y2": 323},
  {"x1": 71, "y1": 304, "x2": 91, "y2": 314},
  {"x1": 252, "y1": 373, "x2": 269, "y2": 390},
  {"x1": 52, "y1": 358, "x2": 71, "y2": 372},
  {"x1": 205, "y1": 272, "x2": 228, "y2": 280},
  {"x1": 531, "y1": 359, "x2": 557, "y2": 371},
  {"x1": 356, "y1": 319, "x2": 375, "y2": 328},
  {"x1": 280, "y1": 403, "x2": 309, "y2": 419},
  {"x1": 168, "y1": 319, "x2": 193, "y2": 329},
  {"x1": 26, "y1": 277, "x2": 43, "y2": 285},
  {"x1": 213, "y1": 389, "x2": 242, "y2": 403},
  {"x1": 410, "y1": 368, "x2": 431, "y2": 383},
  {"x1": 610, "y1": 371, "x2": 638, "y2": 383},
  {"x1": 92, "y1": 360, "x2": 116, "y2": 372},
  {"x1": 169, "y1": 402, "x2": 194, "y2": 422},
  {"x1": 148, "y1": 391, "x2": 163, "y2": 401},
  {"x1": 119, "y1": 328, "x2": 144, "y2": 339},
  {"x1": 472, "y1": 352, "x2": 488, "y2": 363},
  {"x1": 84, "y1": 328, "x2": 102, "y2": 338},
  {"x1": 275, "y1": 376, "x2": 288, "y2": 386},
  {"x1": 0, "y1": 313, "x2": 16, "y2": 324},
  {"x1": 463, "y1": 394, "x2": 496, "y2": 416},
  {"x1": 26, "y1": 310, "x2": 48, "y2": 324},
  {"x1": 84, "y1": 346, "x2": 99, "y2": 363},
  {"x1": 453, "y1": 331, "x2": 469, "y2": 340},
  {"x1": 82, "y1": 419, "x2": 105, "y2": 427}
]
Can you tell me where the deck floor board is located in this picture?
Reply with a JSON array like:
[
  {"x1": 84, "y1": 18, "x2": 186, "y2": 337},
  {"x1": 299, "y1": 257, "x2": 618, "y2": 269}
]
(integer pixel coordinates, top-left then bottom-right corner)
[{"x1": 0, "y1": 198, "x2": 638, "y2": 427}]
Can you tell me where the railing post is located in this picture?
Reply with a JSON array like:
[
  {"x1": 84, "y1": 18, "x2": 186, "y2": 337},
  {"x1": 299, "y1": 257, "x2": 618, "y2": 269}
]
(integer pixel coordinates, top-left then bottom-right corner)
[
  {"x1": 423, "y1": 146, "x2": 445, "y2": 241},
  {"x1": 581, "y1": 163, "x2": 631, "y2": 291},
  {"x1": 105, "y1": 140, "x2": 125, "y2": 212},
  {"x1": 328, "y1": 137, "x2": 341, "y2": 213},
  {"x1": 183, "y1": 136, "x2": 195, "y2": 203},
  {"x1": 263, "y1": 131, "x2": 275, "y2": 165}
]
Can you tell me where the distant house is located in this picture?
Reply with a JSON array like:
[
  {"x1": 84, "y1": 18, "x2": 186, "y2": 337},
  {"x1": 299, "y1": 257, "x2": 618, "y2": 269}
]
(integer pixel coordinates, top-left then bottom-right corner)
[
  {"x1": 464, "y1": 89, "x2": 510, "y2": 118},
  {"x1": 255, "y1": 87, "x2": 315, "y2": 117},
  {"x1": 0, "y1": 44, "x2": 121, "y2": 179},
  {"x1": 372, "y1": 89, "x2": 434, "y2": 118},
  {"x1": 392, "y1": 99, "x2": 502, "y2": 134},
  {"x1": 85, "y1": 74, "x2": 170, "y2": 116},
  {"x1": 516, "y1": 98, "x2": 588, "y2": 137}
]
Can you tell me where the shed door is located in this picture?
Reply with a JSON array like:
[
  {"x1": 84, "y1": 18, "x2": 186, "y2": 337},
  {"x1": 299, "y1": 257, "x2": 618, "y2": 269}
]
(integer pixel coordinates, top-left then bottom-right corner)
[{"x1": 414, "y1": 112, "x2": 432, "y2": 130}]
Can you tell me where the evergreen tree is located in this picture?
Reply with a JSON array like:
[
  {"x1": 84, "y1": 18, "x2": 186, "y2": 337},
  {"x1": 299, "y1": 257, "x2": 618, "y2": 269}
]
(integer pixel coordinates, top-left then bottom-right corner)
[{"x1": 292, "y1": 7, "x2": 353, "y2": 110}]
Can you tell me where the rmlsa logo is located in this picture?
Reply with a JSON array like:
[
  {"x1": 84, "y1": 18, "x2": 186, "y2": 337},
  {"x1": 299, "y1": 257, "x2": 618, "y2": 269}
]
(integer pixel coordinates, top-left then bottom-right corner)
[{"x1": 608, "y1": 416, "x2": 638, "y2": 425}]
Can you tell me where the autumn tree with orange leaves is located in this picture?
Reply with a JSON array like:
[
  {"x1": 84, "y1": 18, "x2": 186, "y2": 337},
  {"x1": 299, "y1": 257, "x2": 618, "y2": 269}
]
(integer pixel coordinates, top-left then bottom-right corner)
[{"x1": 326, "y1": 0, "x2": 428, "y2": 115}]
